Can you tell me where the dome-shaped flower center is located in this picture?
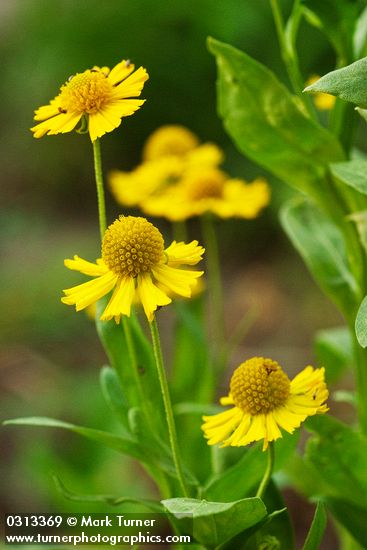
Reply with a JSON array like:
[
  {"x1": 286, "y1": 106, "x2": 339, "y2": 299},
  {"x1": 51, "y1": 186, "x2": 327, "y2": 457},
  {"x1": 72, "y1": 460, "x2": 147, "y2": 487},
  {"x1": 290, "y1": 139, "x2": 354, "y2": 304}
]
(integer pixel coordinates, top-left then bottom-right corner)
[
  {"x1": 230, "y1": 357, "x2": 290, "y2": 415},
  {"x1": 102, "y1": 216, "x2": 165, "y2": 277},
  {"x1": 185, "y1": 169, "x2": 225, "y2": 201},
  {"x1": 60, "y1": 70, "x2": 112, "y2": 114}
]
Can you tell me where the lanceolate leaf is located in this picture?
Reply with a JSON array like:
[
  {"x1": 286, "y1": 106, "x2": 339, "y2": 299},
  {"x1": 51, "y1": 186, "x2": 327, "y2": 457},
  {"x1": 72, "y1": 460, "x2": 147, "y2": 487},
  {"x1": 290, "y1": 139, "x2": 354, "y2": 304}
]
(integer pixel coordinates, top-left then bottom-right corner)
[
  {"x1": 314, "y1": 326, "x2": 353, "y2": 384},
  {"x1": 280, "y1": 198, "x2": 360, "y2": 315},
  {"x1": 162, "y1": 497, "x2": 267, "y2": 548},
  {"x1": 302, "y1": 502, "x2": 327, "y2": 550},
  {"x1": 355, "y1": 295, "x2": 367, "y2": 347},
  {"x1": 207, "y1": 37, "x2": 344, "y2": 205},
  {"x1": 304, "y1": 57, "x2": 367, "y2": 107},
  {"x1": 330, "y1": 158, "x2": 367, "y2": 195}
]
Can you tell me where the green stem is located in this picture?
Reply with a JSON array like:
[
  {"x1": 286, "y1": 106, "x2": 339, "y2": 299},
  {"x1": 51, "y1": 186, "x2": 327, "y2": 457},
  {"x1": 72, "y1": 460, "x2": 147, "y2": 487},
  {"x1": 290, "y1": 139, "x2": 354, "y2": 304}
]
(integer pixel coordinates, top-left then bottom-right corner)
[
  {"x1": 201, "y1": 215, "x2": 225, "y2": 360},
  {"x1": 92, "y1": 138, "x2": 107, "y2": 242},
  {"x1": 270, "y1": 0, "x2": 317, "y2": 120},
  {"x1": 256, "y1": 442, "x2": 275, "y2": 499},
  {"x1": 150, "y1": 317, "x2": 189, "y2": 497},
  {"x1": 173, "y1": 221, "x2": 188, "y2": 242}
]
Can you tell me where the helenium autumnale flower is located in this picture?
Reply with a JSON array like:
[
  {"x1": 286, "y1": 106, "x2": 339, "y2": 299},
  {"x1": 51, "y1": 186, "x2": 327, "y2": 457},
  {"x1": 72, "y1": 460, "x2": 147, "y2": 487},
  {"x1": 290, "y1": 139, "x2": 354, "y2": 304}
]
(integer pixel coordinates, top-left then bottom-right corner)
[
  {"x1": 202, "y1": 357, "x2": 328, "y2": 451},
  {"x1": 62, "y1": 216, "x2": 204, "y2": 322},
  {"x1": 31, "y1": 60, "x2": 148, "y2": 141}
]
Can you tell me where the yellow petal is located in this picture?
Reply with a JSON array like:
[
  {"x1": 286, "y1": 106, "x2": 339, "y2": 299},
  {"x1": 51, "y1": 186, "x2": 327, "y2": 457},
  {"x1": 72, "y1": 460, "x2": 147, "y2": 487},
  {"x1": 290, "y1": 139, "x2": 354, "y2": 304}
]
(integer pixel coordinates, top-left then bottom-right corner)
[
  {"x1": 107, "y1": 60, "x2": 135, "y2": 86},
  {"x1": 100, "y1": 276, "x2": 135, "y2": 320},
  {"x1": 136, "y1": 272, "x2": 171, "y2": 322},
  {"x1": 62, "y1": 271, "x2": 117, "y2": 311},
  {"x1": 152, "y1": 264, "x2": 203, "y2": 297},
  {"x1": 111, "y1": 66, "x2": 149, "y2": 99},
  {"x1": 165, "y1": 240, "x2": 205, "y2": 266},
  {"x1": 64, "y1": 255, "x2": 108, "y2": 277}
]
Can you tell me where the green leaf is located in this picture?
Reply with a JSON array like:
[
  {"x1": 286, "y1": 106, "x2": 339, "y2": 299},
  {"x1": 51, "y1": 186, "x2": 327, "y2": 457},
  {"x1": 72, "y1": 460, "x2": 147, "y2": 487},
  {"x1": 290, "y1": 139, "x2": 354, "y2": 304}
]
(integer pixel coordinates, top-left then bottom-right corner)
[
  {"x1": 355, "y1": 295, "x2": 367, "y2": 347},
  {"x1": 171, "y1": 300, "x2": 213, "y2": 403},
  {"x1": 162, "y1": 497, "x2": 267, "y2": 548},
  {"x1": 99, "y1": 366, "x2": 130, "y2": 429},
  {"x1": 96, "y1": 302, "x2": 165, "y2": 431},
  {"x1": 205, "y1": 432, "x2": 298, "y2": 502},
  {"x1": 305, "y1": 415, "x2": 367, "y2": 509},
  {"x1": 280, "y1": 198, "x2": 360, "y2": 314},
  {"x1": 302, "y1": 0, "x2": 363, "y2": 63},
  {"x1": 53, "y1": 474, "x2": 163, "y2": 511},
  {"x1": 325, "y1": 497, "x2": 367, "y2": 548},
  {"x1": 302, "y1": 502, "x2": 327, "y2": 550},
  {"x1": 207, "y1": 37, "x2": 344, "y2": 203},
  {"x1": 304, "y1": 57, "x2": 367, "y2": 107},
  {"x1": 314, "y1": 326, "x2": 353, "y2": 383},
  {"x1": 4, "y1": 416, "x2": 145, "y2": 461},
  {"x1": 330, "y1": 158, "x2": 367, "y2": 195}
]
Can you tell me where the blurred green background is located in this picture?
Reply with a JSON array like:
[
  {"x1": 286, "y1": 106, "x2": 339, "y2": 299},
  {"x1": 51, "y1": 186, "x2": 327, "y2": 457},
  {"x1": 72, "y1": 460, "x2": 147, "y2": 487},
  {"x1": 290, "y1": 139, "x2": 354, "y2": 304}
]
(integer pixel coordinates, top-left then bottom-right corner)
[{"x1": 1, "y1": 0, "x2": 351, "y2": 547}]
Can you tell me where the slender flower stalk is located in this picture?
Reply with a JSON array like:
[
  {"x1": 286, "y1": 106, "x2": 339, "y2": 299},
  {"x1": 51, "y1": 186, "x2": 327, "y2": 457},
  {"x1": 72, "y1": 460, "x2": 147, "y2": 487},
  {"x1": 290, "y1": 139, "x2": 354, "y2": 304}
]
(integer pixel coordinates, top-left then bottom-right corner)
[
  {"x1": 201, "y1": 214, "x2": 225, "y2": 359},
  {"x1": 92, "y1": 138, "x2": 107, "y2": 242},
  {"x1": 150, "y1": 317, "x2": 189, "y2": 497},
  {"x1": 256, "y1": 442, "x2": 275, "y2": 498}
]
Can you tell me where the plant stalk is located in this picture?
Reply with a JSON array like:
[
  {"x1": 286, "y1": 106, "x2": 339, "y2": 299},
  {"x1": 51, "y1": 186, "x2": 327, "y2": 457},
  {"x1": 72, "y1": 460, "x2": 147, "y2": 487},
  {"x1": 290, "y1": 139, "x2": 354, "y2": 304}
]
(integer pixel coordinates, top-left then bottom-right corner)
[
  {"x1": 256, "y1": 442, "x2": 275, "y2": 499},
  {"x1": 150, "y1": 317, "x2": 189, "y2": 497},
  {"x1": 92, "y1": 138, "x2": 107, "y2": 242}
]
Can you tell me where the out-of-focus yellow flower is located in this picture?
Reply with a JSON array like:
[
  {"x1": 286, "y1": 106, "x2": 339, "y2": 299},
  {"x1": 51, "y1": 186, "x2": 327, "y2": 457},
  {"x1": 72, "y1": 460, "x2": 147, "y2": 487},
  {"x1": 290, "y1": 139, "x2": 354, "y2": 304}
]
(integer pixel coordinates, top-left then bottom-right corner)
[
  {"x1": 142, "y1": 125, "x2": 199, "y2": 161},
  {"x1": 142, "y1": 167, "x2": 270, "y2": 221},
  {"x1": 202, "y1": 357, "x2": 329, "y2": 451},
  {"x1": 62, "y1": 216, "x2": 204, "y2": 323},
  {"x1": 306, "y1": 75, "x2": 336, "y2": 111},
  {"x1": 31, "y1": 60, "x2": 148, "y2": 141},
  {"x1": 109, "y1": 125, "x2": 224, "y2": 209}
]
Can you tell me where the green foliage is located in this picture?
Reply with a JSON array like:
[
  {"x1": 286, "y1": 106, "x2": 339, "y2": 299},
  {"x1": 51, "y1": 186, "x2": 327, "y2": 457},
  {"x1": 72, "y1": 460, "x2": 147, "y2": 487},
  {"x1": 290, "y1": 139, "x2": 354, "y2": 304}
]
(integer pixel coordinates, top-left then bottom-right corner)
[
  {"x1": 96, "y1": 300, "x2": 165, "y2": 431},
  {"x1": 302, "y1": 0, "x2": 364, "y2": 63},
  {"x1": 330, "y1": 158, "x2": 367, "y2": 195},
  {"x1": 314, "y1": 326, "x2": 353, "y2": 383},
  {"x1": 204, "y1": 433, "x2": 299, "y2": 502},
  {"x1": 304, "y1": 415, "x2": 367, "y2": 542},
  {"x1": 355, "y1": 295, "x2": 367, "y2": 347},
  {"x1": 100, "y1": 366, "x2": 130, "y2": 429},
  {"x1": 304, "y1": 57, "x2": 367, "y2": 107},
  {"x1": 207, "y1": 37, "x2": 344, "y2": 207},
  {"x1": 280, "y1": 197, "x2": 360, "y2": 315},
  {"x1": 302, "y1": 502, "x2": 327, "y2": 550},
  {"x1": 162, "y1": 496, "x2": 268, "y2": 548}
]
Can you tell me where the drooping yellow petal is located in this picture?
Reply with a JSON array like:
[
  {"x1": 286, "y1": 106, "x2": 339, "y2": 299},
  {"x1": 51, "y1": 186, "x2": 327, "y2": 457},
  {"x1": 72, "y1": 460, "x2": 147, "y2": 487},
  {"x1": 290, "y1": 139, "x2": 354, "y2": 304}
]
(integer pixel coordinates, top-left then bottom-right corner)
[
  {"x1": 64, "y1": 255, "x2": 108, "y2": 277},
  {"x1": 100, "y1": 276, "x2": 135, "y2": 320},
  {"x1": 62, "y1": 271, "x2": 118, "y2": 311},
  {"x1": 165, "y1": 240, "x2": 205, "y2": 266},
  {"x1": 152, "y1": 264, "x2": 203, "y2": 297},
  {"x1": 136, "y1": 272, "x2": 171, "y2": 322},
  {"x1": 31, "y1": 111, "x2": 82, "y2": 138},
  {"x1": 222, "y1": 413, "x2": 252, "y2": 446}
]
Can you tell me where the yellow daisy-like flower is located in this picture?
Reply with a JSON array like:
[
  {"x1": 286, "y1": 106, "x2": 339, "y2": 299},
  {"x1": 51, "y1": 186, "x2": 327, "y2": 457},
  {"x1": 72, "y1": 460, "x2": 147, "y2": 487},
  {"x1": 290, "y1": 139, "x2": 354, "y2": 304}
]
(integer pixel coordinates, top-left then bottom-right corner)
[
  {"x1": 142, "y1": 125, "x2": 200, "y2": 161},
  {"x1": 202, "y1": 357, "x2": 328, "y2": 451},
  {"x1": 61, "y1": 216, "x2": 204, "y2": 322},
  {"x1": 306, "y1": 75, "x2": 336, "y2": 111},
  {"x1": 31, "y1": 60, "x2": 148, "y2": 142},
  {"x1": 142, "y1": 167, "x2": 270, "y2": 221}
]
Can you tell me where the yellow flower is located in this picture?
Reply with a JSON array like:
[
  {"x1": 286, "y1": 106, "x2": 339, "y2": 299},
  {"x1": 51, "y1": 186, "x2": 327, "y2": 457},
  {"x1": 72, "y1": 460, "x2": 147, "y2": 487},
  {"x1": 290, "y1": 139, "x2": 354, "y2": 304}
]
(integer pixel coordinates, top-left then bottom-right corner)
[
  {"x1": 142, "y1": 167, "x2": 270, "y2": 221},
  {"x1": 306, "y1": 75, "x2": 336, "y2": 111},
  {"x1": 142, "y1": 125, "x2": 199, "y2": 161},
  {"x1": 202, "y1": 357, "x2": 328, "y2": 451},
  {"x1": 61, "y1": 216, "x2": 204, "y2": 322},
  {"x1": 109, "y1": 155, "x2": 184, "y2": 207},
  {"x1": 31, "y1": 60, "x2": 148, "y2": 141}
]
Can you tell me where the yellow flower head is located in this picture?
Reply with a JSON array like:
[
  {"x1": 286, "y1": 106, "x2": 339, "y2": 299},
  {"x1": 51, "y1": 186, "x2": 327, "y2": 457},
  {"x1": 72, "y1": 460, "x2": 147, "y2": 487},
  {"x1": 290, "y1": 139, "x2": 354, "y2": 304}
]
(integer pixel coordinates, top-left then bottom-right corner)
[
  {"x1": 202, "y1": 357, "x2": 328, "y2": 451},
  {"x1": 142, "y1": 168, "x2": 270, "y2": 221},
  {"x1": 306, "y1": 75, "x2": 336, "y2": 111},
  {"x1": 142, "y1": 125, "x2": 199, "y2": 161},
  {"x1": 31, "y1": 60, "x2": 149, "y2": 142},
  {"x1": 61, "y1": 216, "x2": 204, "y2": 322}
]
